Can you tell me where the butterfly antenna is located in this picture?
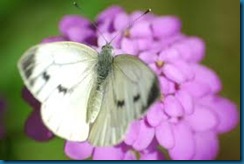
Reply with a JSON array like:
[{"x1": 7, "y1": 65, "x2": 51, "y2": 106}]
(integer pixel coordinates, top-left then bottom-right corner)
[
  {"x1": 129, "y1": 8, "x2": 151, "y2": 28},
  {"x1": 108, "y1": 8, "x2": 152, "y2": 44},
  {"x1": 72, "y1": 1, "x2": 109, "y2": 44}
]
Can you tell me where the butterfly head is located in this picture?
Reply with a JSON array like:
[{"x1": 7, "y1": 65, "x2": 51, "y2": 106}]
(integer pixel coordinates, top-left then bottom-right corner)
[{"x1": 101, "y1": 43, "x2": 114, "y2": 55}]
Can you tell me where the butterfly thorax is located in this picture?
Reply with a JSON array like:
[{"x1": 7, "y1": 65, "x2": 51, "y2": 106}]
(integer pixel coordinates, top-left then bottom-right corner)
[
  {"x1": 86, "y1": 44, "x2": 114, "y2": 123},
  {"x1": 97, "y1": 44, "x2": 114, "y2": 84}
]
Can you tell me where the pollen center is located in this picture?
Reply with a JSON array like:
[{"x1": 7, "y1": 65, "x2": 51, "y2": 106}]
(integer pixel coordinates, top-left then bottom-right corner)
[
  {"x1": 156, "y1": 60, "x2": 164, "y2": 68},
  {"x1": 123, "y1": 29, "x2": 130, "y2": 38}
]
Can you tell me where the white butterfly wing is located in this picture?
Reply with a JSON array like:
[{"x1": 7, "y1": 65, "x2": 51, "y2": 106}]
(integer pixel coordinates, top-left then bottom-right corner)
[
  {"x1": 41, "y1": 73, "x2": 94, "y2": 141},
  {"x1": 18, "y1": 41, "x2": 98, "y2": 141},
  {"x1": 18, "y1": 42, "x2": 97, "y2": 102},
  {"x1": 88, "y1": 55, "x2": 160, "y2": 146}
]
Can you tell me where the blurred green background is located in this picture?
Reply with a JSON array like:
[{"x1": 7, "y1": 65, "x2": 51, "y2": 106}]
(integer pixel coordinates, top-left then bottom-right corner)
[{"x1": 0, "y1": 0, "x2": 240, "y2": 160}]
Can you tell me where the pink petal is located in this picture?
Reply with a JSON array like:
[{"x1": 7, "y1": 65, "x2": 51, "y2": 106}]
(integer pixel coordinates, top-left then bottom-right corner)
[
  {"x1": 124, "y1": 120, "x2": 140, "y2": 145},
  {"x1": 25, "y1": 110, "x2": 53, "y2": 141},
  {"x1": 136, "y1": 37, "x2": 154, "y2": 51},
  {"x1": 130, "y1": 11, "x2": 154, "y2": 22},
  {"x1": 118, "y1": 142, "x2": 130, "y2": 152},
  {"x1": 159, "y1": 76, "x2": 169, "y2": 95},
  {"x1": 97, "y1": 32, "x2": 111, "y2": 47},
  {"x1": 159, "y1": 77, "x2": 176, "y2": 95},
  {"x1": 156, "y1": 121, "x2": 175, "y2": 149},
  {"x1": 169, "y1": 122, "x2": 195, "y2": 160},
  {"x1": 65, "y1": 141, "x2": 94, "y2": 160},
  {"x1": 121, "y1": 38, "x2": 138, "y2": 55},
  {"x1": 159, "y1": 34, "x2": 185, "y2": 48},
  {"x1": 151, "y1": 16, "x2": 181, "y2": 38},
  {"x1": 123, "y1": 150, "x2": 137, "y2": 160},
  {"x1": 97, "y1": 18, "x2": 113, "y2": 33},
  {"x1": 93, "y1": 146, "x2": 124, "y2": 160},
  {"x1": 173, "y1": 41, "x2": 192, "y2": 62},
  {"x1": 192, "y1": 131, "x2": 219, "y2": 160},
  {"x1": 130, "y1": 21, "x2": 152, "y2": 38},
  {"x1": 162, "y1": 63, "x2": 186, "y2": 84},
  {"x1": 114, "y1": 12, "x2": 130, "y2": 31},
  {"x1": 203, "y1": 96, "x2": 239, "y2": 133},
  {"x1": 146, "y1": 102, "x2": 164, "y2": 127},
  {"x1": 140, "y1": 150, "x2": 165, "y2": 160},
  {"x1": 158, "y1": 47, "x2": 181, "y2": 63},
  {"x1": 139, "y1": 50, "x2": 157, "y2": 64},
  {"x1": 186, "y1": 37, "x2": 205, "y2": 62},
  {"x1": 185, "y1": 104, "x2": 218, "y2": 132},
  {"x1": 132, "y1": 119, "x2": 155, "y2": 151},
  {"x1": 193, "y1": 64, "x2": 222, "y2": 94},
  {"x1": 66, "y1": 27, "x2": 94, "y2": 43},
  {"x1": 97, "y1": 32, "x2": 121, "y2": 48},
  {"x1": 164, "y1": 95, "x2": 184, "y2": 117},
  {"x1": 22, "y1": 87, "x2": 40, "y2": 109},
  {"x1": 175, "y1": 90, "x2": 194, "y2": 115},
  {"x1": 149, "y1": 63, "x2": 161, "y2": 75},
  {"x1": 96, "y1": 5, "x2": 124, "y2": 22},
  {"x1": 59, "y1": 15, "x2": 90, "y2": 36},
  {"x1": 173, "y1": 37, "x2": 205, "y2": 62},
  {"x1": 181, "y1": 81, "x2": 211, "y2": 98},
  {"x1": 141, "y1": 137, "x2": 159, "y2": 153},
  {"x1": 173, "y1": 61, "x2": 194, "y2": 81}
]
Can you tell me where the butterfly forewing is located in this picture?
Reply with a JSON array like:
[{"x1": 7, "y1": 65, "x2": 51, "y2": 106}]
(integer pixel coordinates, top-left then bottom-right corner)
[
  {"x1": 18, "y1": 41, "x2": 99, "y2": 141},
  {"x1": 88, "y1": 55, "x2": 160, "y2": 146},
  {"x1": 18, "y1": 42, "x2": 98, "y2": 102}
]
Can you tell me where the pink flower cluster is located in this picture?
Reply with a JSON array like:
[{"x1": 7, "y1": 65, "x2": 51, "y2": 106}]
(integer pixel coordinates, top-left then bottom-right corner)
[{"x1": 23, "y1": 6, "x2": 239, "y2": 160}]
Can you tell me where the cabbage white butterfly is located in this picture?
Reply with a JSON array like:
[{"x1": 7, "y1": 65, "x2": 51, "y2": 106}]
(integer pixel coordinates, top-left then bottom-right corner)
[{"x1": 18, "y1": 10, "x2": 160, "y2": 146}]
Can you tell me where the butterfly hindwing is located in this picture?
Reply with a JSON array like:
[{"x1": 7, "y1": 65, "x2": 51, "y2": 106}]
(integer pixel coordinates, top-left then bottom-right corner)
[
  {"x1": 18, "y1": 41, "x2": 98, "y2": 141},
  {"x1": 41, "y1": 71, "x2": 95, "y2": 141},
  {"x1": 88, "y1": 55, "x2": 160, "y2": 146}
]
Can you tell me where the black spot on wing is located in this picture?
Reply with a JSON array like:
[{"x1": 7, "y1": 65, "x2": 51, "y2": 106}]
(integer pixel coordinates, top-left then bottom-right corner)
[
  {"x1": 22, "y1": 52, "x2": 35, "y2": 79},
  {"x1": 42, "y1": 71, "x2": 50, "y2": 81},
  {"x1": 22, "y1": 53, "x2": 34, "y2": 70},
  {"x1": 147, "y1": 77, "x2": 160, "y2": 106},
  {"x1": 57, "y1": 85, "x2": 68, "y2": 94},
  {"x1": 24, "y1": 67, "x2": 33, "y2": 79},
  {"x1": 117, "y1": 100, "x2": 125, "y2": 108},
  {"x1": 142, "y1": 77, "x2": 160, "y2": 112},
  {"x1": 29, "y1": 79, "x2": 35, "y2": 86},
  {"x1": 133, "y1": 94, "x2": 140, "y2": 102}
]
